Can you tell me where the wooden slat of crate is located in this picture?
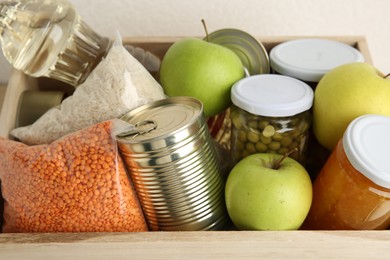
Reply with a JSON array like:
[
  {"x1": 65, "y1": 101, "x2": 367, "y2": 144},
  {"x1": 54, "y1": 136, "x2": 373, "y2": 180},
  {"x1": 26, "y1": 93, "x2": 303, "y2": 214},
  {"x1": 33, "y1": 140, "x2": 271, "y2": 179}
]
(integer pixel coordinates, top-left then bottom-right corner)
[
  {"x1": 124, "y1": 35, "x2": 373, "y2": 63},
  {"x1": 0, "y1": 71, "x2": 38, "y2": 139},
  {"x1": 0, "y1": 231, "x2": 389, "y2": 259}
]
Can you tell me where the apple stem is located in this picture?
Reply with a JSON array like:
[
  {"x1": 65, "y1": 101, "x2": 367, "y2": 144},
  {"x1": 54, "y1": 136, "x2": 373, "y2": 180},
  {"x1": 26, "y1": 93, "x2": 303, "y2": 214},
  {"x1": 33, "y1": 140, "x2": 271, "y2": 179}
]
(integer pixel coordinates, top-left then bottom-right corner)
[
  {"x1": 384, "y1": 73, "x2": 390, "y2": 79},
  {"x1": 273, "y1": 148, "x2": 299, "y2": 170},
  {"x1": 201, "y1": 19, "x2": 209, "y2": 42}
]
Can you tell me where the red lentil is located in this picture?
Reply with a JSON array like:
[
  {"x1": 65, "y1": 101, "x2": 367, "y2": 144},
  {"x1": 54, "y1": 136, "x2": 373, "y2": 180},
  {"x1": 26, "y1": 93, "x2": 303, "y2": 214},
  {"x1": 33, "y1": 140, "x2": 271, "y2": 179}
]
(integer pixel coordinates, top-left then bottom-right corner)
[{"x1": 0, "y1": 120, "x2": 148, "y2": 232}]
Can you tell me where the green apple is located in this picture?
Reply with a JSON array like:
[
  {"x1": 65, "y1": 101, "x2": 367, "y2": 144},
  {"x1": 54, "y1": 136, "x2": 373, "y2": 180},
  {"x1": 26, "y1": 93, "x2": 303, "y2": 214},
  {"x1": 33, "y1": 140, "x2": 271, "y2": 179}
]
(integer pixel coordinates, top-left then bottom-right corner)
[
  {"x1": 313, "y1": 62, "x2": 390, "y2": 150},
  {"x1": 225, "y1": 152, "x2": 312, "y2": 230},
  {"x1": 159, "y1": 37, "x2": 244, "y2": 117}
]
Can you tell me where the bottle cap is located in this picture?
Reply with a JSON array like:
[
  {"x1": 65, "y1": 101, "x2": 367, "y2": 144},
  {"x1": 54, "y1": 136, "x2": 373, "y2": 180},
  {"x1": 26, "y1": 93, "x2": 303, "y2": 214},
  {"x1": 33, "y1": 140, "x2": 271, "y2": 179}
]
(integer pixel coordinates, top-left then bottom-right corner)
[
  {"x1": 343, "y1": 114, "x2": 390, "y2": 188},
  {"x1": 270, "y1": 38, "x2": 364, "y2": 82},
  {"x1": 231, "y1": 74, "x2": 313, "y2": 117}
]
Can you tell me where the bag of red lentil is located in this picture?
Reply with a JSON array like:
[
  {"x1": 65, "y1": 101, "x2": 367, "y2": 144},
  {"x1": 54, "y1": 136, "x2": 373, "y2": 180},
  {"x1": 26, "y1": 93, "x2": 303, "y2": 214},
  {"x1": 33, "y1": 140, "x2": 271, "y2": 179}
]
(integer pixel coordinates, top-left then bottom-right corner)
[{"x1": 0, "y1": 119, "x2": 148, "y2": 232}]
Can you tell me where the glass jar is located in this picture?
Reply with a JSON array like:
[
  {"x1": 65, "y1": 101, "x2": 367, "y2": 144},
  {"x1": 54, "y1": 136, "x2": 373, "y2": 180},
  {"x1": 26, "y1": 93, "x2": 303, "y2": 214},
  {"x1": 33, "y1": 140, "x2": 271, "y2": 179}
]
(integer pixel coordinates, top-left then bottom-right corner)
[
  {"x1": 302, "y1": 114, "x2": 390, "y2": 230},
  {"x1": 0, "y1": 0, "x2": 112, "y2": 87},
  {"x1": 230, "y1": 74, "x2": 313, "y2": 165},
  {"x1": 205, "y1": 28, "x2": 270, "y2": 152},
  {"x1": 270, "y1": 38, "x2": 365, "y2": 178}
]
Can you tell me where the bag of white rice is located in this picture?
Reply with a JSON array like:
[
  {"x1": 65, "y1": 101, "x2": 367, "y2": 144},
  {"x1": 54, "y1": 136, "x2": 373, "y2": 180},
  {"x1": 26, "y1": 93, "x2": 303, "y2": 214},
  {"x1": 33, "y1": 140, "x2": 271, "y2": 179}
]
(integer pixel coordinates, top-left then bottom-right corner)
[{"x1": 11, "y1": 35, "x2": 166, "y2": 145}]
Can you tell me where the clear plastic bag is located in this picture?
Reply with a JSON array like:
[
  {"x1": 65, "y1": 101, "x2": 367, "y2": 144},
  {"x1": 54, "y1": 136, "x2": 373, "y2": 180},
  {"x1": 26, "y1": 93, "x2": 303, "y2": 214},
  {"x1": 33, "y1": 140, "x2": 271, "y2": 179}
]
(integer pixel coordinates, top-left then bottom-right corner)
[
  {"x1": 10, "y1": 35, "x2": 166, "y2": 145},
  {"x1": 0, "y1": 119, "x2": 148, "y2": 232}
]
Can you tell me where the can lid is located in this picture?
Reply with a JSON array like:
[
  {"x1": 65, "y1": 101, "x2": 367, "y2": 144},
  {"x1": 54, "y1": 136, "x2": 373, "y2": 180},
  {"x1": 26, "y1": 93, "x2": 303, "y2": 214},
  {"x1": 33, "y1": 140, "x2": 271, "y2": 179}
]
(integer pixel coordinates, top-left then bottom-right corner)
[
  {"x1": 16, "y1": 90, "x2": 66, "y2": 127},
  {"x1": 118, "y1": 97, "x2": 203, "y2": 142},
  {"x1": 270, "y1": 38, "x2": 365, "y2": 82},
  {"x1": 231, "y1": 74, "x2": 313, "y2": 117},
  {"x1": 206, "y1": 28, "x2": 270, "y2": 75},
  {"x1": 343, "y1": 114, "x2": 390, "y2": 188}
]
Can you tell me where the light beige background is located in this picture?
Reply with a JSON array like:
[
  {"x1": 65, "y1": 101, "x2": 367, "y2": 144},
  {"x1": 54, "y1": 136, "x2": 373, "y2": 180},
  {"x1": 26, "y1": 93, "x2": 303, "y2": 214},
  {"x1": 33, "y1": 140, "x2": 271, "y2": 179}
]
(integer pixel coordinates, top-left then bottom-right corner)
[{"x1": 0, "y1": 0, "x2": 389, "y2": 84}]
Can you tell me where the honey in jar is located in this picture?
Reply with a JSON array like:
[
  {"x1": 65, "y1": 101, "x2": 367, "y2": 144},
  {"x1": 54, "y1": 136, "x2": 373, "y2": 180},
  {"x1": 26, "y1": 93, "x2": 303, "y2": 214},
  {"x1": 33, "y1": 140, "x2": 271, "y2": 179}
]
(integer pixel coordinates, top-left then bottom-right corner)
[{"x1": 302, "y1": 114, "x2": 390, "y2": 230}]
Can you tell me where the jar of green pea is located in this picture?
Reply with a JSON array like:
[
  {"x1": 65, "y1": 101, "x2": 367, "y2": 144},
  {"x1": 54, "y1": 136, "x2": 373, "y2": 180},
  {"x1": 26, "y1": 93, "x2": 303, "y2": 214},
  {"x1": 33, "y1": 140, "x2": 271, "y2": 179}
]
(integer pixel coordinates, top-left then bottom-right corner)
[{"x1": 230, "y1": 74, "x2": 314, "y2": 164}]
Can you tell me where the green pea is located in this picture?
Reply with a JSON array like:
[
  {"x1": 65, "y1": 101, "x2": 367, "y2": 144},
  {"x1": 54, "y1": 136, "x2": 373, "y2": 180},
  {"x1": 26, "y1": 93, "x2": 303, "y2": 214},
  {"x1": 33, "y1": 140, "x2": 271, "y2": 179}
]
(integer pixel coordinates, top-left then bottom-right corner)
[
  {"x1": 255, "y1": 142, "x2": 267, "y2": 153},
  {"x1": 248, "y1": 120, "x2": 258, "y2": 130},
  {"x1": 247, "y1": 132, "x2": 260, "y2": 143},
  {"x1": 262, "y1": 125, "x2": 275, "y2": 137},
  {"x1": 232, "y1": 115, "x2": 244, "y2": 128},
  {"x1": 238, "y1": 130, "x2": 247, "y2": 142},
  {"x1": 245, "y1": 142, "x2": 256, "y2": 154},
  {"x1": 272, "y1": 132, "x2": 283, "y2": 141},
  {"x1": 260, "y1": 136, "x2": 272, "y2": 145},
  {"x1": 268, "y1": 141, "x2": 281, "y2": 151},
  {"x1": 258, "y1": 120, "x2": 270, "y2": 130}
]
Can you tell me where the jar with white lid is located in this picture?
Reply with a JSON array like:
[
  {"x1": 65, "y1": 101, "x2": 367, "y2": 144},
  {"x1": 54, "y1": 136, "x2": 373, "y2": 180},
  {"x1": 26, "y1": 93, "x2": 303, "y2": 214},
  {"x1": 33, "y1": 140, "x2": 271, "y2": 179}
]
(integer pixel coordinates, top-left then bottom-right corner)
[
  {"x1": 269, "y1": 38, "x2": 364, "y2": 89},
  {"x1": 230, "y1": 74, "x2": 314, "y2": 165},
  {"x1": 302, "y1": 114, "x2": 390, "y2": 230},
  {"x1": 270, "y1": 38, "x2": 365, "y2": 178}
]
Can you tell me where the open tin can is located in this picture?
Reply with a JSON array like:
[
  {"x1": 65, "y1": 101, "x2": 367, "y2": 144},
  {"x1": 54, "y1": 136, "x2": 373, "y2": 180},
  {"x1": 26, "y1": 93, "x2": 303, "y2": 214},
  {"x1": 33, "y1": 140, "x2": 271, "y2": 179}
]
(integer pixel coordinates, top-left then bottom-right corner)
[
  {"x1": 16, "y1": 90, "x2": 66, "y2": 127},
  {"x1": 116, "y1": 97, "x2": 228, "y2": 231}
]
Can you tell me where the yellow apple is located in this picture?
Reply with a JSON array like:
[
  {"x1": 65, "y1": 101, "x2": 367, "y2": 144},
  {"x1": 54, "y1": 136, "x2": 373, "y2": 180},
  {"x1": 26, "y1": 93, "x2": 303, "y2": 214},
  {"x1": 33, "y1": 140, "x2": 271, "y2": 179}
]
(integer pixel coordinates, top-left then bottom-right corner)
[{"x1": 313, "y1": 62, "x2": 390, "y2": 150}]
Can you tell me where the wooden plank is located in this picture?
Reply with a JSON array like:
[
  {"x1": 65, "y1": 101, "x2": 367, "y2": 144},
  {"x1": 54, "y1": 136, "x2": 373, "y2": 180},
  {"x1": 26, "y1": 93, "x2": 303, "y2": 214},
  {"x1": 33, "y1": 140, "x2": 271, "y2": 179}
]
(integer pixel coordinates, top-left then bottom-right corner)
[
  {"x1": 355, "y1": 37, "x2": 373, "y2": 64},
  {"x1": 0, "y1": 70, "x2": 38, "y2": 139},
  {"x1": 123, "y1": 35, "x2": 373, "y2": 62},
  {"x1": 0, "y1": 231, "x2": 389, "y2": 259},
  {"x1": 0, "y1": 85, "x2": 6, "y2": 111}
]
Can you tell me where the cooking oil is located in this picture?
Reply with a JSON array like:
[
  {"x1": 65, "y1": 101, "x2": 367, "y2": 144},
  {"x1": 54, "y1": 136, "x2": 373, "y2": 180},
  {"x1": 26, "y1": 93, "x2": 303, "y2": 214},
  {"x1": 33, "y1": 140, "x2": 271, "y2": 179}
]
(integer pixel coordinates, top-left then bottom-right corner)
[{"x1": 0, "y1": 0, "x2": 112, "y2": 87}]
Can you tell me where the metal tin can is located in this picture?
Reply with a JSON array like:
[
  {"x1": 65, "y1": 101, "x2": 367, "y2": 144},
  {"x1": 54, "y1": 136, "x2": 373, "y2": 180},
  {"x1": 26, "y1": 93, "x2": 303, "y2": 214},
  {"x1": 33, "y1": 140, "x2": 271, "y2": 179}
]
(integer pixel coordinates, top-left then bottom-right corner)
[
  {"x1": 116, "y1": 97, "x2": 228, "y2": 231},
  {"x1": 16, "y1": 90, "x2": 66, "y2": 127},
  {"x1": 206, "y1": 28, "x2": 270, "y2": 76}
]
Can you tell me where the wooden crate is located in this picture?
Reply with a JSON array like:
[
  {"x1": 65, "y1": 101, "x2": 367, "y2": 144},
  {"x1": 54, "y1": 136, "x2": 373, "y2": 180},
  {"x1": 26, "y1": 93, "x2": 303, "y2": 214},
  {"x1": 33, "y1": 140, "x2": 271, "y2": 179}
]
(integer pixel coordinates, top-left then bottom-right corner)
[{"x1": 1, "y1": 36, "x2": 389, "y2": 259}]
